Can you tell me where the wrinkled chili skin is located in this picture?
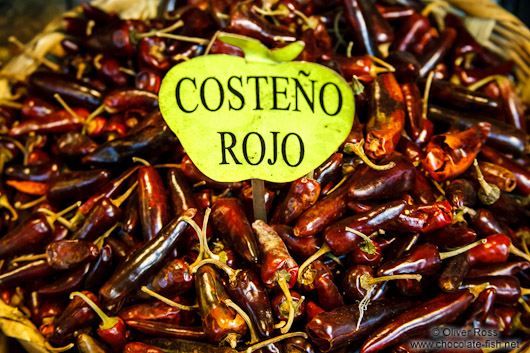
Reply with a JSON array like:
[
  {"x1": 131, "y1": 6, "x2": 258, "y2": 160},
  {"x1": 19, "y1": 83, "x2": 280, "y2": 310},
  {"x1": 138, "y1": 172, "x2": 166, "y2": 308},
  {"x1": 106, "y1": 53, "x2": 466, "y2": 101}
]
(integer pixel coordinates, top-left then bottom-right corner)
[
  {"x1": 211, "y1": 198, "x2": 260, "y2": 265},
  {"x1": 306, "y1": 298, "x2": 416, "y2": 352},
  {"x1": 480, "y1": 146, "x2": 530, "y2": 196},
  {"x1": 423, "y1": 221, "x2": 476, "y2": 250},
  {"x1": 195, "y1": 264, "x2": 247, "y2": 345},
  {"x1": 438, "y1": 253, "x2": 470, "y2": 292},
  {"x1": 138, "y1": 165, "x2": 169, "y2": 241},
  {"x1": 46, "y1": 239, "x2": 99, "y2": 270},
  {"x1": 423, "y1": 123, "x2": 490, "y2": 182},
  {"x1": 377, "y1": 243, "x2": 442, "y2": 277},
  {"x1": 270, "y1": 177, "x2": 321, "y2": 225},
  {"x1": 118, "y1": 299, "x2": 196, "y2": 325},
  {"x1": 360, "y1": 290, "x2": 474, "y2": 353},
  {"x1": 324, "y1": 200, "x2": 406, "y2": 256},
  {"x1": 141, "y1": 258, "x2": 193, "y2": 298},
  {"x1": 224, "y1": 268, "x2": 274, "y2": 339},
  {"x1": 364, "y1": 73, "x2": 406, "y2": 160},
  {"x1": 99, "y1": 209, "x2": 195, "y2": 310}
]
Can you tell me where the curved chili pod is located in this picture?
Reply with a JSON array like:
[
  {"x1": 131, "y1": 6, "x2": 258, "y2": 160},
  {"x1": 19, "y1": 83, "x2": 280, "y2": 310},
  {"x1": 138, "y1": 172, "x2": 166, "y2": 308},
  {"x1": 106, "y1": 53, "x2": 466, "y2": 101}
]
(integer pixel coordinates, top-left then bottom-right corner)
[
  {"x1": 306, "y1": 298, "x2": 416, "y2": 352},
  {"x1": 125, "y1": 319, "x2": 206, "y2": 340},
  {"x1": 104, "y1": 89, "x2": 159, "y2": 113},
  {"x1": 37, "y1": 264, "x2": 90, "y2": 296},
  {"x1": 364, "y1": 73, "x2": 405, "y2": 159},
  {"x1": 418, "y1": 27, "x2": 457, "y2": 78},
  {"x1": 273, "y1": 224, "x2": 321, "y2": 259},
  {"x1": 270, "y1": 177, "x2": 320, "y2": 225},
  {"x1": 46, "y1": 239, "x2": 99, "y2": 270},
  {"x1": 71, "y1": 198, "x2": 122, "y2": 241},
  {"x1": 360, "y1": 290, "x2": 474, "y2": 353},
  {"x1": 138, "y1": 165, "x2": 169, "y2": 241},
  {"x1": 445, "y1": 179, "x2": 477, "y2": 209},
  {"x1": 341, "y1": 0, "x2": 381, "y2": 57},
  {"x1": 211, "y1": 198, "x2": 260, "y2": 264},
  {"x1": 480, "y1": 146, "x2": 530, "y2": 196},
  {"x1": 0, "y1": 259, "x2": 55, "y2": 289},
  {"x1": 180, "y1": 155, "x2": 243, "y2": 190},
  {"x1": 99, "y1": 208, "x2": 195, "y2": 310},
  {"x1": 461, "y1": 276, "x2": 522, "y2": 305},
  {"x1": 0, "y1": 214, "x2": 52, "y2": 259},
  {"x1": 141, "y1": 258, "x2": 193, "y2": 298},
  {"x1": 195, "y1": 264, "x2": 247, "y2": 345},
  {"x1": 47, "y1": 169, "x2": 111, "y2": 206},
  {"x1": 118, "y1": 299, "x2": 195, "y2": 325},
  {"x1": 29, "y1": 71, "x2": 103, "y2": 108},
  {"x1": 438, "y1": 253, "x2": 470, "y2": 292},
  {"x1": 84, "y1": 244, "x2": 113, "y2": 292},
  {"x1": 391, "y1": 13, "x2": 430, "y2": 53}
]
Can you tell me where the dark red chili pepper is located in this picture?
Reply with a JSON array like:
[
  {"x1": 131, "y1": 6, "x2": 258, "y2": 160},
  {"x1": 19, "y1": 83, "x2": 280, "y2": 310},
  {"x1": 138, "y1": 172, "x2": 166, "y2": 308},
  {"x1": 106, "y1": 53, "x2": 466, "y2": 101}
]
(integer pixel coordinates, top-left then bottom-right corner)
[
  {"x1": 99, "y1": 208, "x2": 195, "y2": 310},
  {"x1": 0, "y1": 213, "x2": 52, "y2": 259},
  {"x1": 348, "y1": 154, "x2": 416, "y2": 200},
  {"x1": 83, "y1": 20, "x2": 147, "y2": 57},
  {"x1": 487, "y1": 192, "x2": 529, "y2": 229},
  {"x1": 211, "y1": 198, "x2": 260, "y2": 264},
  {"x1": 396, "y1": 137, "x2": 425, "y2": 163},
  {"x1": 37, "y1": 263, "x2": 90, "y2": 296},
  {"x1": 391, "y1": 13, "x2": 430, "y2": 53},
  {"x1": 270, "y1": 177, "x2": 320, "y2": 225},
  {"x1": 364, "y1": 73, "x2": 405, "y2": 159},
  {"x1": 313, "y1": 153, "x2": 343, "y2": 196},
  {"x1": 341, "y1": 0, "x2": 381, "y2": 57},
  {"x1": 127, "y1": 339, "x2": 238, "y2": 353},
  {"x1": 46, "y1": 169, "x2": 111, "y2": 206},
  {"x1": 227, "y1": 3, "x2": 296, "y2": 46},
  {"x1": 55, "y1": 131, "x2": 98, "y2": 160},
  {"x1": 137, "y1": 163, "x2": 169, "y2": 241},
  {"x1": 136, "y1": 68, "x2": 162, "y2": 93},
  {"x1": 272, "y1": 224, "x2": 321, "y2": 259},
  {"x1": 223, "y1": 268, "x2": 275, "y2": 338},
  {"x1": 410, "y1": 172, "x2": 436, "y2": 205},
  {"x1": 49, "y1": 291, "x2": 100, "y2": 345},
  {"x1": 94, "y1": 55, "x2": 129, "y2": 87},
  {"x1": 304, "y1": 261, "x2": 345, "y2": 311},
  {"x1": 468, "y1": 234, "x2": 530, "y2": 266},
  {"x1": 137, "y1": 37, "x2": 171, "y2": 70},
  {"x1": 324, "y1": 200, "x2": 406, "y2": 256},
  {"x1": 445, "y1": 179, "x2": 477, "y2": 209},
  {"x1": 465, "y1": 287, "x2": 496, "y2": 325},
  {"x1": 427, "y1": 105, "x2": 528, "y2": 156},
  {"x1": 375, "y1": 4, "x2": 415, "y2": 21},
  {"x1": 466, "y1": 160, "x2": 516, "y2": 193},
  {"x1": 349, "y1": 235, "x2": 382, "y2": 266},
  {"x1": 71, "y1": 291, "x2": 127, "y2": 352},
  {"x1": 360, "y1": 289, "x2": 475, "y2": 353},
  {"x1": 386, "y1": 51, "x2": 420, "y2": 84},
  {"x1": 480, "y1": 146, "x2": 530, "y2": 196},
  {"x1": 495, "y1": 76, "x2": 526, "y2": 131},
  {"x1": 46, "y1": 239, "x2": 99, "y2": 270},
  {"x1": 10, "y1": 107, "x2": 90, "y2": 136},
  {"x1": 418, "y1": 27, "x2": 456, "y2": 78},
  {"x1": 84, "y1": 244, "x2": 113, "y2": 292},
  {"x1": 467, "y1": 261, "x2": 530, "y2": 278},
  {"x1": 341, "y1": 265, "x2": 390, "y2": 302},
  {"x1": 4, "y1": 162, "x2": 59, "y2": 183},
  {"x1": 141, "y1": 258, "x2": 193, "y2": 298},
  {"x1": 118, "y1": 298, "x2": 195, "y2": 325},
  {"x1": 71, "y1": 198, "x2": 122, "y2": 242},
  {"x1": 83, "y1": 122, "x2": 178, "y2": 166},
  {"x1": 336, "y1": 56, "x2": 387, "y2": 82},
  {"x1": 0, "y1": 259, "x2": 55, "y2": 289},
  {"x1": 461, "y1": 276, "x2": 526, "y2": 305},
  {"x1": 180, "y1": 155, "x2": 243, "y2": 190},
  {"x1": 306, "y1": 298, "x2": 416, "y2": 352},
  {"x1": 423, "y1": 221, "x2": 476, "y2": 250},
  {"x1": 423, "y1": 123, "x2": 490, "y2": 182},
  {"x1": 438, "y1": 253, "x2": 470, "y2": 292},
  {"x1": 283, "y1": 337, "x2": 316, "y2": 353},
  {"x1": 271, "y1": 290, "x2": 305, "y2": 322},
  {"x1": 104, "y1": 89, "x2": 158, "y2": 113},
  {"x1": 79, "y1": 166, "x2": 138, "y2": 215},
  {"x1": 21, "y1": 96, "x2": 56, "y2": 120},
  {"x1": 469, "y1": 208, "x2": 512, "y2": 238},
  {"x1": 305, "y1": 301, "x2": 325, "y2": 323},
  {"x1": 378, "y1": 240, "x2": 484, "y2": 277},
  {"x1": 238, "y1": 182, "x2": 275, "y2": 223},
  {"x1": 195, "y1": 264, "x2": 247, "y2": 346},
  {"x1": 209, "y1": 39, "x2": 245, "y2": 57}
]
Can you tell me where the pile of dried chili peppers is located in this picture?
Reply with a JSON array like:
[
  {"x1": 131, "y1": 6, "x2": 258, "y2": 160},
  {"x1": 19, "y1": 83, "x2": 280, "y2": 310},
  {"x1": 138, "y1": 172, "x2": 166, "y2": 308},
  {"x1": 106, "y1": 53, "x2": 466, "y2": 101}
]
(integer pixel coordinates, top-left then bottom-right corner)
[{"x1": 1, "y1": 0, "x2": 530, "y2": 352}]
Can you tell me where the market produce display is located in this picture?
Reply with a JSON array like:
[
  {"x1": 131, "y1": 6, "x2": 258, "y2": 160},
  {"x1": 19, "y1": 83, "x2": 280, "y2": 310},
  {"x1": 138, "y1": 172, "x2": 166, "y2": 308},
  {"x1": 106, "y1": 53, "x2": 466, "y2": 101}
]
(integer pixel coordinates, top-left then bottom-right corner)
[{"x1": 0, "y1": 0, "x2": 529, "y2": 352}]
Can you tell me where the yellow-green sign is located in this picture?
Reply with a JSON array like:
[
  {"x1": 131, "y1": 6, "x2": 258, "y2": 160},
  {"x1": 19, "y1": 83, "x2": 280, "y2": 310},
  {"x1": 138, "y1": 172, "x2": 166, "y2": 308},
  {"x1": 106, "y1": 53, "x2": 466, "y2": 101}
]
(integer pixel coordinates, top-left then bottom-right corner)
[{"x1": 159, "y1": 35, "x2": 354, "y2": 182}]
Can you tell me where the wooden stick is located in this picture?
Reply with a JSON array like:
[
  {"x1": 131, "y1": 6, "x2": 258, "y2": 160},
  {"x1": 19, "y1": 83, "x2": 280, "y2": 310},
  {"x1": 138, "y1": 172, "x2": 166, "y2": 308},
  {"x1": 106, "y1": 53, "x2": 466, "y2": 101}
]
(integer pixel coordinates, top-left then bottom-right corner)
[{"x1": 251, "y1": 179, "x2": 267, "y2": 222}]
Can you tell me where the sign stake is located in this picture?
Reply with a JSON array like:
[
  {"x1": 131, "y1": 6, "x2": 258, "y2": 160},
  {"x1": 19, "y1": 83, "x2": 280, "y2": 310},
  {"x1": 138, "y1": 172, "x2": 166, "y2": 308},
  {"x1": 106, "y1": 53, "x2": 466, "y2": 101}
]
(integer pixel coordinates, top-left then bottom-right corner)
[{"x1": 251, "y1": 179, "x2": 267, "y2": 222}]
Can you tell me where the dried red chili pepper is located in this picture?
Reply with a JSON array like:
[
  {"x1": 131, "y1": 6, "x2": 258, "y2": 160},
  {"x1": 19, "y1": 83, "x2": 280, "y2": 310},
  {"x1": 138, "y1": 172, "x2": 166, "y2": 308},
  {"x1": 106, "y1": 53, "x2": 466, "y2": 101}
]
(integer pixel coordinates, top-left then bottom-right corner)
[{"x1": 468, "y1": 234, "x2": 530, "y2": 266}]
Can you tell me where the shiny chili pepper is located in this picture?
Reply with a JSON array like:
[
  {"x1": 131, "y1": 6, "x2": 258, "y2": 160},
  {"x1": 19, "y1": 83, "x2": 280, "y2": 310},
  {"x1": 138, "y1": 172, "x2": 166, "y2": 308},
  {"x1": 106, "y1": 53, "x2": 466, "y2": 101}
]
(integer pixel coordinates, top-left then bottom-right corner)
[
  {"x1": 126, "y1": 319, "x2": 206, "y2": 340},
  {"x1": 364, "y1": 73, "x2": 405, "y2": 159},
  {"x1": 348, "y1": 154, "x2": 416, "y2": 200},
  {"x1": 29, "y1": 71, "x2": 103, "y2": 108},
  {"x1": 438, "y1": 253, "x2": 470, "y2": 292},
  {"x1": 423, "y1": 221, "x2": 477, "y2": 250},
  {"x1": 270, "y1": 177, "x2": 320, "y2": 225},
  {"x1": 55, "y1": 131, "x2": 98, "y2": 160},
  {"x1": 324, "y1": 200, "x2": 406, "y2": 256},
  {"x1": 141, "y1": 258, "x2": 193, "y2": 298},
  {"x1": 410, "y1": 172, "x2": 436, "y2": 205},
  {"x1": 180, "y1": 155, "x2": 243, "y2": 190},
  {"x1": 313, "y1": 153, "x2": 343, "y2": 196},
  {"x1": 427, "y1": 105, "x2": 528, "y2": 156},
  {"x1": 467, "y1": 261, "x2": 530, "y2": 278},
  {"x1": 395, "y1": 137, "x2": 425, "y2": 163},
  {"x1": 4, "y1": 162, "x2": 59, "y2": 183},
  {"x1": 71, "y1": 291, "x2": 127, "y2": 352},
  {"x1": 445, "y1": 179, "x2": 477, "y2": 209},
  {"x1": 37, "y1": 264, "x2": 90, "y2": 296},
  {"x1": 46, "y1": 239, "x2": 99, "y2": 270},
  {"x1": 466, "y1": 160, "x2": 517, "y2": 193},
  {"x1": 487, "y1": 192, "x2": 529, "y2": 229},
  {"x1": 468, "y1": 234, "x2": 530, "y2": 266},
  {"x1": 272, "y1": 224, "x2": 321, "y2": 259},
  {"x1": 378, "y1": 240, "x2": 484, "y2": 277},
  {"x1": 46, "y1": 169, "x2": 111, "y2": 206},
  {"x1": 21, "y1": 95, "x2": 56, "y2": 120},
  {"x1": 360, "y1": 289, "x2": 475, "y2": 353},
  {"x1": 238, "y1": 182, "x2": 275, "y2": 223},
  {"x1": 127, "y1": 339, "x2": 239, "y2": 353},
  {"x1": 136, "y1": 68, "x2": 162, "y2": 93},
  {"x1": 306, "y1": 298, "x2": 416, "y2": 352},
  {"x1": 211, "y1": 198, "x2": 260, "y2": 264},
  {"x1": 123, "y1": 342, "x2": 165, "y2": 353},
  {"x1": 83, "y1": 19, "x2": 146, "y2": 57},
  {"x1": 104, "y1": 89, "x2": 158, "y2": 113},
  {"x1": 195, "y1": 264, "x2": 247, "y2": 346},
  {"x1": 283, "y1": 336, "x2": 316, "y2": 353},
  {"x1": 118, "y1": 298, "x2": 195, "y2": 325},
  {"x1": 386, "y1": 51, "x2": 420, "y2": 84},
  {"x1": 84, "y1": 244, "x2": 114, "y2": 292},
  {"x1": 464, "y1": 276, "x2": 530, "y2": 307},
  {"x1": 340, "y1": 265, "x2": 386, "y2": 302},
  {"x1": 418, "y1": 27, "x2": 457, "y2": 78},
  {"x1": 375, "y1": 4, "x2": 415, "y2": 20},
  {"x1": 423, "y1": 123, "x2": 490, "y2": 182},
  {"x1": 71, "y1": 198, "x2": 122, "y2": 241},
  {"x1": 391, "y1": 13, "x2": 430, "y2": 53},
  {"x1": 271, "y1": 290, "x2": 305, "y2": 322},
  {"x1": 99, "y1": 208, "x2": 195, "y2": 310},
  {"x1": 137, "y1": 162, "x2": 169, "y2": 241},
  {"x1": 83, "y1": 122, "x2": 178, "y2": 166},
  {"x1": 480, "y1": 146, "x2": 530, "y2": 196},
  {"x1": 121, "y1": 189, "x2": 140, "y2": 240},
  {"x1": 0, "y1": 212, "x2": 52, "y2": 259},
  {"x1": 94, "y1": 55, "x2": 129, "y2": 87},
  {"x1": 305, "y1": 301, "x2": 325, "y2": 323},
  {"x1": 469, "y1": 208, "x2": 512, "y2": 238},
  {"x1": 341, "y1": 0, "x2": 381, "y2": 57},
  {"x1": 336, "y1": 56, "x2": 388, "y2": 82},
  {"x1": 49, "y1": 290, "x2": 100, "y2": 345},
  {"x1": 0, "y1": 259, "x2": 55, "y2": 289},
  {"x1": 10, "y1": 107, "x2": 90, "y2": 136}
]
